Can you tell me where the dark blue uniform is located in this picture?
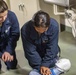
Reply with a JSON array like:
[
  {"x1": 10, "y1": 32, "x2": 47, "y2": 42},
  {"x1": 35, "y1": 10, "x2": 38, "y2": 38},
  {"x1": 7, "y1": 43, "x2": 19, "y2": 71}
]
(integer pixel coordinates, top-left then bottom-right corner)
[
  {"x1": 0, "y1": 10, "x2": 20, "y2": 69},
  {"x1": 21, "y1": 18, "x2": 59, "y2": 70}
]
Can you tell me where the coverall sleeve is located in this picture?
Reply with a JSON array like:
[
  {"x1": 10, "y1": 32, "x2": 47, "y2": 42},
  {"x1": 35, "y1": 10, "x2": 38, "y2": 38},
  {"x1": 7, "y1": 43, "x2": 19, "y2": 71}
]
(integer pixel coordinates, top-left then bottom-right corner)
[
  {"x1": 0, "y1": 52, "x2": 2, "y2": 58},
  {"x1": 5, "y1": 12, "x2": 20, "y2": 54},
  {"x1": 41, "y1": 19, "x2": 59, "y2": 68},
  {"x1": 21, "y1": 25, "x2": 42, "y2": 70}
]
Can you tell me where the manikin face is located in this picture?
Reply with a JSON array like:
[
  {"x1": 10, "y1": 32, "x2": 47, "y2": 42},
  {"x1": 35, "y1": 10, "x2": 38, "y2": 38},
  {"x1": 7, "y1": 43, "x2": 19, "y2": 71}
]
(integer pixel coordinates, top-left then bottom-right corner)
[
  {"x1": 0, "y1": 10, "x2": 8, "y2": 24},
  {"x1": 34, "y1": 26, "x2": 48, "y2": 34}
]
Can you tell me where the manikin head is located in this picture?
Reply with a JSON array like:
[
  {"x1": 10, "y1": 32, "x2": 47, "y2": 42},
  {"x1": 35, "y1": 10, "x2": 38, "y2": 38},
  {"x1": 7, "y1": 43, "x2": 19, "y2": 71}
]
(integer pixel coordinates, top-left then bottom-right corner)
[{"x1": 55, "y1": 58, "x2": 71, "y2": 72}]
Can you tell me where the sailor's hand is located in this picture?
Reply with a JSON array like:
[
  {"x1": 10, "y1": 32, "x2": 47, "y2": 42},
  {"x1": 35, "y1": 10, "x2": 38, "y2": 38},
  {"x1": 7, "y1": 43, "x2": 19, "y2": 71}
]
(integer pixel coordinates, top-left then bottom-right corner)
[
  {"x1": 40, "y1": 66, "x2": 51, "y2": 75},
  {"x1": 2, "y1": 52, "x2": 13, "y2": 62}
]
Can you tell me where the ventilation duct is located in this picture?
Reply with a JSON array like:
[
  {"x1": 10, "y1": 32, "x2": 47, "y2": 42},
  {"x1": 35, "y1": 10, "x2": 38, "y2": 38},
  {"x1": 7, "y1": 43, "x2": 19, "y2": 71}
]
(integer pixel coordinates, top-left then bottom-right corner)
[{"x1": 44, "y1": 0, "x2": 76, "y2": 8}]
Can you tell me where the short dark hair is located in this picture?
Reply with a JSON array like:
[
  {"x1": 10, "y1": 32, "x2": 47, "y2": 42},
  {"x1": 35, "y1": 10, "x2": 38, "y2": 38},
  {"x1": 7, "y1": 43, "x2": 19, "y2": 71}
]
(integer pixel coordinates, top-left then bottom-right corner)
[
  {"x1": 0, "y1": 0, "x2": 8, "y2": 13},
  {"x1": 33, "y1": 10, "x2": 50, "y2": 28}
]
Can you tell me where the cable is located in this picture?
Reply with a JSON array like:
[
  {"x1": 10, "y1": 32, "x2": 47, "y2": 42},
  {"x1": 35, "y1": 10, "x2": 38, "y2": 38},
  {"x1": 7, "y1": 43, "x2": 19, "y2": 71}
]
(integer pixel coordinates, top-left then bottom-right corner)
[{"x1": 66, "y1": 16, "x2": 76, "y2": 37}]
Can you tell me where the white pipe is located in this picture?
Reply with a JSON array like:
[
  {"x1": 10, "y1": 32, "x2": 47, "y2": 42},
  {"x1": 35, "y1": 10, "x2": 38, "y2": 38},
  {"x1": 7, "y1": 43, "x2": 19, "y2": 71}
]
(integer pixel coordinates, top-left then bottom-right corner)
[{"x1": 53, "y1": 4, "x2": 65, "y2": 15}]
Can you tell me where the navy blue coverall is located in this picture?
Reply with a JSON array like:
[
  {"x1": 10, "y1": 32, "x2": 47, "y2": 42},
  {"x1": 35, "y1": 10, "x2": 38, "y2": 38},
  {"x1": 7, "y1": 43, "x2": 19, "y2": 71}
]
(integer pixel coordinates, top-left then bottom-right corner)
[
  {"x1": 21, "y1": 18, "x2": 59, "y2": 70},
  {"x1": 0, "y1": 10, "x2": 20, "y2": 69}
]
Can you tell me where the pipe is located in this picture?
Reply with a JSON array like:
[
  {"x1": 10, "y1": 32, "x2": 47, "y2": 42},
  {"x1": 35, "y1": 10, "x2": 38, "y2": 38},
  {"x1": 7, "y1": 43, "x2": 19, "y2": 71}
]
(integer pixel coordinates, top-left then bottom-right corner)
[{"x1": 53, "y1": 4, "x2": 65, "y2": 15}]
